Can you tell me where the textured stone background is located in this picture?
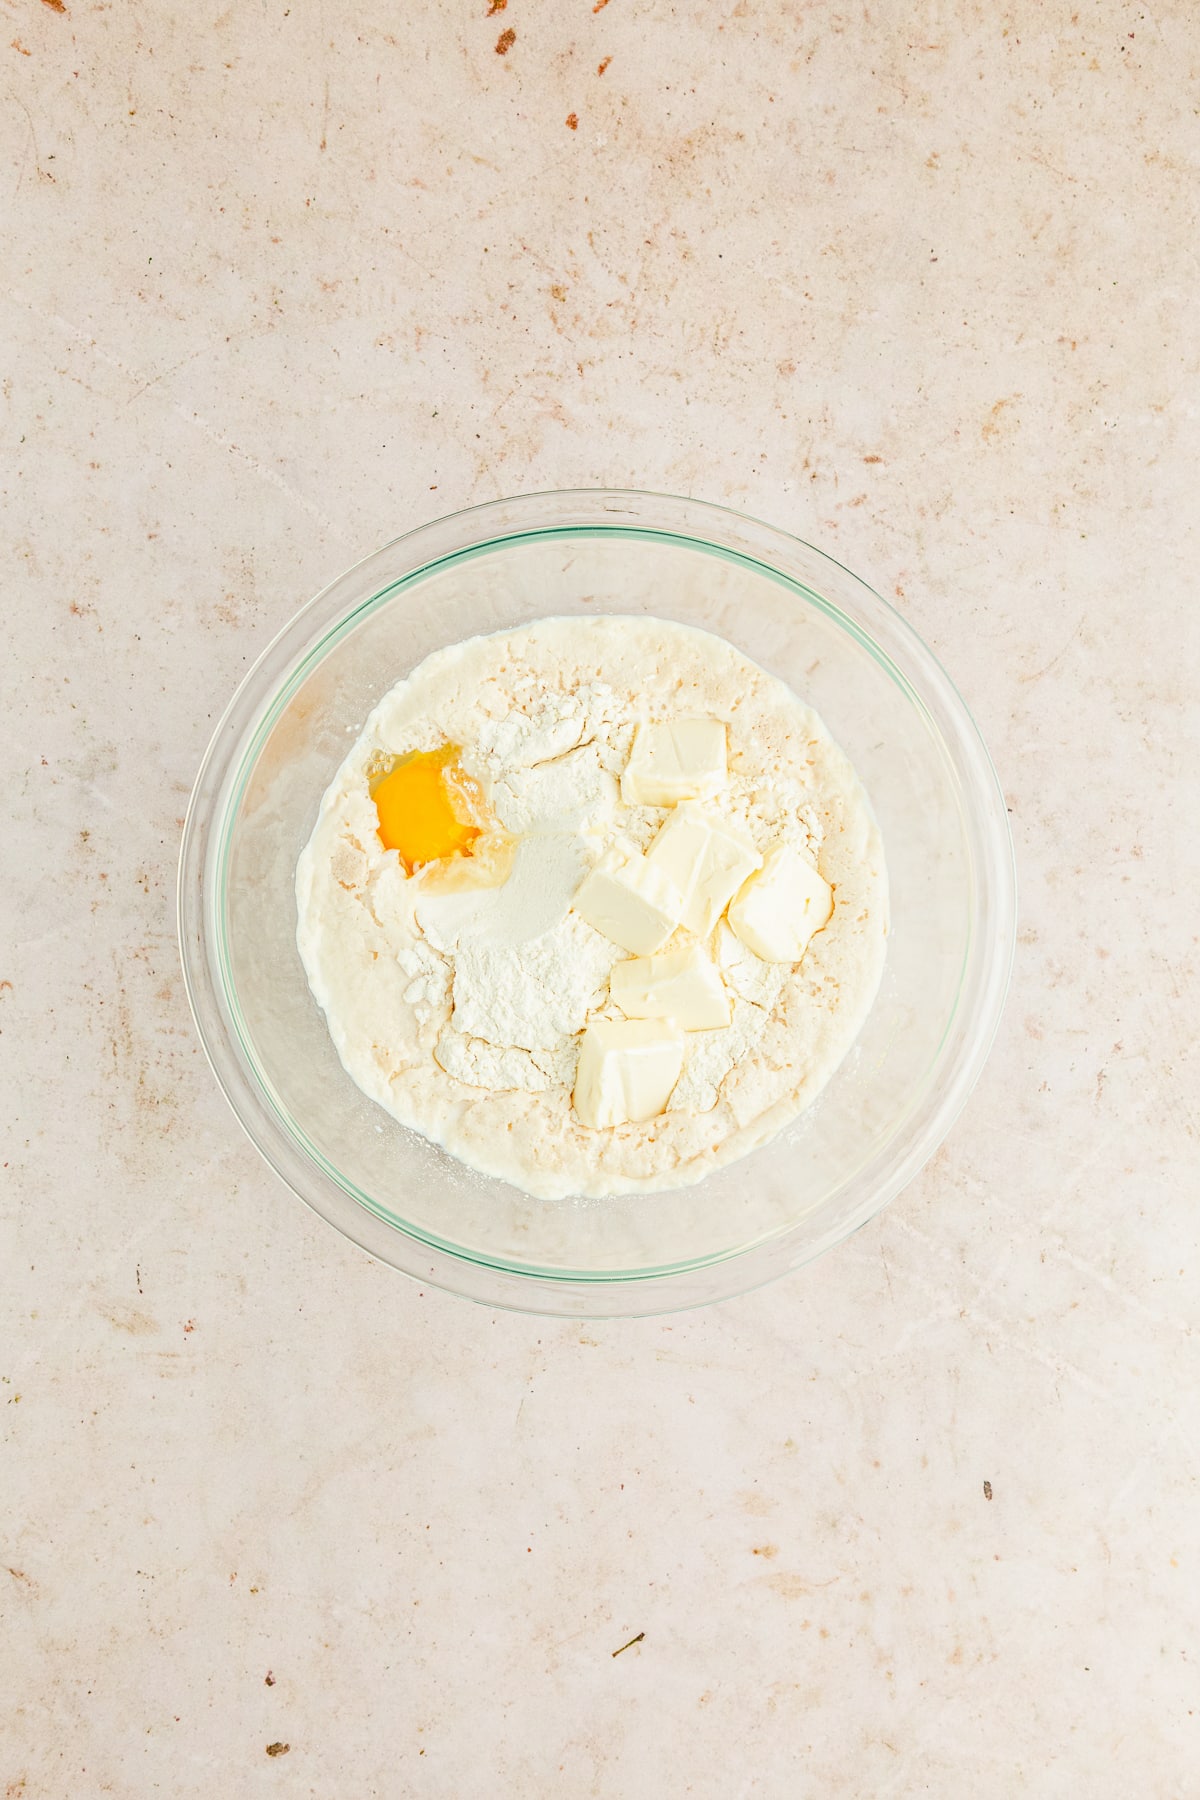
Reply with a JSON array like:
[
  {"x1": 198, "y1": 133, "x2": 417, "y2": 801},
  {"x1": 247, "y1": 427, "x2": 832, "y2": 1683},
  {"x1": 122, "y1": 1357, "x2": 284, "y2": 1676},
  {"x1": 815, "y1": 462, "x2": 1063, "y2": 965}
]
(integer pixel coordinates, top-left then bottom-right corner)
[{"x1": 3, "y1": 2, "x2": 1197, "y2": 1794}]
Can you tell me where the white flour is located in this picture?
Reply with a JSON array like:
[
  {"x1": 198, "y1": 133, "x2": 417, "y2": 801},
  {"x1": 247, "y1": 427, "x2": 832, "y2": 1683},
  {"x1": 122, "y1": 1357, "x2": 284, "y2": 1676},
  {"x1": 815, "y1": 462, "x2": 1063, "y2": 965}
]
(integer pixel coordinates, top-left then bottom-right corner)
[{"x1": 295, "y1": 615, "x2": 888, "y2": 1199}]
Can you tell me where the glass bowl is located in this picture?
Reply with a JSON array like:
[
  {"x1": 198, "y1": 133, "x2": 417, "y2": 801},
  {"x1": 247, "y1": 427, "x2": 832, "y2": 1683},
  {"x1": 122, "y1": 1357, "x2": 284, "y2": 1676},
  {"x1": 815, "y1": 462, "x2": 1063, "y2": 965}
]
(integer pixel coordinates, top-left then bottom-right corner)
[{"x1": 178, "y1": 490, "x2": 1015, "y2": 1316}]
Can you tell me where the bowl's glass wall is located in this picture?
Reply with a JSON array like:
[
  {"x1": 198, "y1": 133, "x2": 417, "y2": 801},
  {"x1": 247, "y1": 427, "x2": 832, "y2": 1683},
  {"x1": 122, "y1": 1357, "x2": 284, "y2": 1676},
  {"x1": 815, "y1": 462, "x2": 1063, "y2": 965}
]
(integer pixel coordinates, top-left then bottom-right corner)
[{"x1": 216, "y1": 527, "x2": 973, "y2": 1277}]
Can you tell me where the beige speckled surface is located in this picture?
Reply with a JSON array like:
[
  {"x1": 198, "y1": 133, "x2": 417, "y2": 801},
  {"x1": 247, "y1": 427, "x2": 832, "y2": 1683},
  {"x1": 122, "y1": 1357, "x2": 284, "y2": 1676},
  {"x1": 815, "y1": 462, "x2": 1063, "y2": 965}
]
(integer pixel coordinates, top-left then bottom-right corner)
[{"x1": 3, "y1": 3, "x2": 1197, "y2": 1794}]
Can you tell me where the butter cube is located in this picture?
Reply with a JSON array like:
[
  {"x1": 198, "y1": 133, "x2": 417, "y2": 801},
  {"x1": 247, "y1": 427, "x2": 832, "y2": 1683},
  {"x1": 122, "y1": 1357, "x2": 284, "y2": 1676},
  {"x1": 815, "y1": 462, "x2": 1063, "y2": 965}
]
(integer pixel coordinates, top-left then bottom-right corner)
[
  {"x1": 573, "y1": 1017, "x2": 685, "y2": 1128},
  {"x1": 573, "y1": 850, "x2": 683, "y2": 955},
  {"x1": 646, "y1": 802, "x2": 762, "y2": 936},
  {"x1": 610, "y1": 943, "x2": 731, "y2": 1032},
  {"x1": 728, "y1": 843, "x2": 833, "y2": 963},
  {"x1": 621, "y1": 718, "x2": 728, "y2": 807}
]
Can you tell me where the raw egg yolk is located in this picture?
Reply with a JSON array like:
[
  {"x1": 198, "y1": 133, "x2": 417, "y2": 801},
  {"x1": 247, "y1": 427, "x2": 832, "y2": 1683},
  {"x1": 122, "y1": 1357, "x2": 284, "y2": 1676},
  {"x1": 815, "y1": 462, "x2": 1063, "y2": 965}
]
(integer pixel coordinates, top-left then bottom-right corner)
[{"x1": 372, "y1": 745, "x2": 484, "y2": 874}]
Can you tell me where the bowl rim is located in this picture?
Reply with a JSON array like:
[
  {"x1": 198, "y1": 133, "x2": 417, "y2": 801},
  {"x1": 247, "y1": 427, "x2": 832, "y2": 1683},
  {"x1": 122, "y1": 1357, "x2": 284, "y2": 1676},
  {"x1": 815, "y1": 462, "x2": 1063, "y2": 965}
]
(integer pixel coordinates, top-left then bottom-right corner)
[{"x1": 178, "y1": 487, "x2": 1016, "y2": 1317}]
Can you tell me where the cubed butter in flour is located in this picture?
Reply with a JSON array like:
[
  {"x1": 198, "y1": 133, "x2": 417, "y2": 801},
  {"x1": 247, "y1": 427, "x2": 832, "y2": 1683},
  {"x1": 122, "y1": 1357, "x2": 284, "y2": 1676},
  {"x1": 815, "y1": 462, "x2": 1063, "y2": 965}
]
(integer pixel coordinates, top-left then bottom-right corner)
[
  {"x1": 572, "y1": 850, "x2": 683, "y2": 955},
  {"x1": 728, "y1": 842, "x2": 833, "y2": 963},
  {"x1": 620, "y1": 718, "x2": 728, "y2": 806},
  {"x1": 646, "y1": 801, "x2": 762, "y2": 936},
  {"x1": 610, "y1": 943, "x2": 731, "y2": 1032},
  {"x1": 573, "y1": 1017, "x2": 685, "y2": 1128}
]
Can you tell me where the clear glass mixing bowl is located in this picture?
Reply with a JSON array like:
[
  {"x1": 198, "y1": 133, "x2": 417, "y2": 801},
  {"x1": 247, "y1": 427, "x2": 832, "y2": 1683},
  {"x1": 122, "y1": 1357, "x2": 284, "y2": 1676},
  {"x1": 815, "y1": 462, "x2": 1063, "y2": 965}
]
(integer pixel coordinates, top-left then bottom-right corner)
[{"x1": 178, "y1": 490, "x2": 1015, "y2": 1316}]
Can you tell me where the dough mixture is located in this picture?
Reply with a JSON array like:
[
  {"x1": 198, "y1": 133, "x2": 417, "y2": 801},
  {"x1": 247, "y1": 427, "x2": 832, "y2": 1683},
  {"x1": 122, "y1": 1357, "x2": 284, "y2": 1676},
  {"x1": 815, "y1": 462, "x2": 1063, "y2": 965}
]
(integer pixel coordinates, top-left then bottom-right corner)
[{"x1": 296, "y1": 615, "x2": 887, "y2": 1198}]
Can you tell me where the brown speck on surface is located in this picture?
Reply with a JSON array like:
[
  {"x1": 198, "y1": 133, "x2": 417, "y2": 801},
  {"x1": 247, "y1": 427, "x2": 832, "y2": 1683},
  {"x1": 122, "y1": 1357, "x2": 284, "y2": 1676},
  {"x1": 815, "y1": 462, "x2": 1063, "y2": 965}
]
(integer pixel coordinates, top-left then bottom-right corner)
[
  {"x1": 863, "y1": 454, "x2": 883, "y2": 463},
  {"x1": 486, "y1": 0, "x2": 506, "y2": 11},
  {"x1": 593, "y1": 0, "x2": 610, "y2": 10},
  {"x1": 41, "y1": 0, "x2": 67, "y2": 11},
  {"x1": 983, "y1": 1480, "x2": 993, "y2": 1500},
  {"x1": 494, "y1": 27, "x2": 515, "y2": 54},
  {"x1": 611, "y1": 1631, "x2": 644, "y2": 1657},
  {"x1": 103, "y1": 1305, "x2": 157, "y2": 1337},
  {"x1": 12, "y1": 38, "x2": 32, "y2": 54},
  {"x1": 752, "y1": 1544, "x2": 779, "y2": 1559},
  {"x1": 566, "y1": 112, "x2": 579, "y2": 130},
  {"x1": 982, "y1": 395, "x2": 1018, "y2": 441},
  {"x1": 597, "y1": 56, "x2": 611, "y2": 74},
  {"x1": 264, "y1": 1671, "x2": 275, "y2": 1686},
  {"x1": 265, "y1": 1742, "x2": 289, "y2": 1757},
  {"x1": 550, "y1": 283, "x2": 567, "y2": 301}
]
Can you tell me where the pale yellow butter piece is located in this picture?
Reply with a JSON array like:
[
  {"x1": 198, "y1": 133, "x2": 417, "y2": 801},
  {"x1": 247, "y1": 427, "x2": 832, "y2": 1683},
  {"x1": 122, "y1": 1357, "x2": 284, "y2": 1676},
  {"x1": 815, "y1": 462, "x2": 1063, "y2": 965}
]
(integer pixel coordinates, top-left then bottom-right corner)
[
  {"x1": 620, "y1": 718, "x2": 728, "y2": 806},
  {"x1": 646, "y1": 801, "x2": 762, "y2": 936},
  {"x1": 728, "y1": 842, "x2": 833, "y2": 963},
  {"x1": 572, "y1": 850, "x2": 684, "y2": 955},
  {"x1": 573, "y1": 1017, "x2": 685, "y2": 1128},
  {"x1": 610, "y1": 943, "x2": 731, "y2": 1032}
]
